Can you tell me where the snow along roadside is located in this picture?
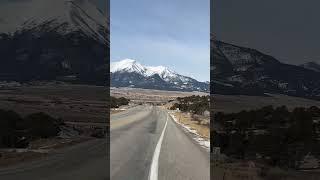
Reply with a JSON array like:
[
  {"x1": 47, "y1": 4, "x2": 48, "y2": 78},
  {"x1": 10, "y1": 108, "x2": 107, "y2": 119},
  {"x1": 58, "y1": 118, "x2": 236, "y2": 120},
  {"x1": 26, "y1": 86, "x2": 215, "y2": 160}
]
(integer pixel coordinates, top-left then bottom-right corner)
[{"x1": 167, "y1": 111, "x2": 210, "y2": 151}]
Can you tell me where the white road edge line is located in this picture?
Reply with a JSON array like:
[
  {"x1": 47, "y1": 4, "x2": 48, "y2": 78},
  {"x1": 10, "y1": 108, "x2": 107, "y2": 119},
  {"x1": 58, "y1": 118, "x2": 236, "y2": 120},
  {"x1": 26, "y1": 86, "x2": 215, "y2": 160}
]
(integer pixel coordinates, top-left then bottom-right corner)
[{"x1": 148, "y1": 114, "x2": 169, "y2": 180}]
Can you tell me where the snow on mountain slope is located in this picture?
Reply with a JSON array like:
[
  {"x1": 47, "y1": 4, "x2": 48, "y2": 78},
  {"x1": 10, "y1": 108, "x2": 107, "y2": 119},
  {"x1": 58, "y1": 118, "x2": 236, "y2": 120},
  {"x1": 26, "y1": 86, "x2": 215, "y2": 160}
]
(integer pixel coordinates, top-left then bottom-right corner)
[
  {"x1": 213, "y1": 40, "x2": 280, "y2": 72},
  {"x1": 211, "y1": 38, "x2": 320, "y2": 98},
  {"x1": 145, "y1": 66, "x2": 177, "y2": 79},
  {"x1": 110, "y1": 59, "x2": 209, "y2": 92},
  {"x1": 111, "y1": 59, "x2": 195, "y2": 83},
  {"x1": 0, "y1": 0, "x2": 108, "y2": 84},
  {"x1": 0, "y1": 0, "x2": 108, "y2": 43},
  {"x1": 111, "y1": 59, "x2": 146, "y2": 74}
]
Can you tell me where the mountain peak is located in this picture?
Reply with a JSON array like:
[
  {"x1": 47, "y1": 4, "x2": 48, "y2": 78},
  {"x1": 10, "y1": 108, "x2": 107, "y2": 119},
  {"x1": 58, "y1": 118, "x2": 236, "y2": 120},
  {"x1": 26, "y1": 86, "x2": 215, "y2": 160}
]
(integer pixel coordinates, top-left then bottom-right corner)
[
  {"x1": 146, "y1": 65, "x2": 176, "y2": 78},
  {"x1": 0, "y1": 0, "x2": 108, "y2": 43},
  {"x1": 110, "y1": 59, "x2": 145, "y2": 74},
  {"x1": 110, "y1": 59, "x2": 209, "y2": 92},
  {"x1": 111, "y1": 59, "x2": 179, "y2": 78},
  {"x1": 0, "y1": 0, "x2": 108, "y2": 84},
  {"x1": 212, "y1": 39, "x2": 320, "y2": 98}
]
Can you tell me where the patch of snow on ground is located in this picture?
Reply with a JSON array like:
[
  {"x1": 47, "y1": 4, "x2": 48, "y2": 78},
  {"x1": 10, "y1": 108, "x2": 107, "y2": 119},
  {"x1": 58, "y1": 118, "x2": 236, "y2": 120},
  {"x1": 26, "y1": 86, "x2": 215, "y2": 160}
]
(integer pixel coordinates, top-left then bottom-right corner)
[{"x1": 168, "y1": 111, "x2": 210, "y2": 151}]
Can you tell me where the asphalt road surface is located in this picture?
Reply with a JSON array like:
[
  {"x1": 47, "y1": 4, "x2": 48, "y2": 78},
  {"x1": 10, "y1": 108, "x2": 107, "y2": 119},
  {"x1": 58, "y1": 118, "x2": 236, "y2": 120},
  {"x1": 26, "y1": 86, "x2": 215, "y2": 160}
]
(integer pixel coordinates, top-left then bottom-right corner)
[
  {"x1": 0, "y1": 136, "x2": 108, "y2": 180},
  {"x1": 0, "y1": 105, "x2": 209, "y2": 180},
  {"x1": 111, "y1": 105, "x2": 210, "y2": 180}
]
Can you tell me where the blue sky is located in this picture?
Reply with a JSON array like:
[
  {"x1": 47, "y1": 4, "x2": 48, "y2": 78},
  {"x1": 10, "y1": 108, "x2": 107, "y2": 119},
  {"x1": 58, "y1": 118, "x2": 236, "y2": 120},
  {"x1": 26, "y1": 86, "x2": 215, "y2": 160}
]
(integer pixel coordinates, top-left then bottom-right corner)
[{"x1": 110, "y1": 0, "x2": 209, "y2": 81}]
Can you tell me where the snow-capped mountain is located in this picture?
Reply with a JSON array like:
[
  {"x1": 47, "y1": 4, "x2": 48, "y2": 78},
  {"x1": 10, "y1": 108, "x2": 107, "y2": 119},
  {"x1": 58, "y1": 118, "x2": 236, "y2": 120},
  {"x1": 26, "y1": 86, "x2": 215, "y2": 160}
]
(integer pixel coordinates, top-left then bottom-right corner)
[
  {"x1": 111, "y1": 59, "x2": 209, "y2": 92},
  {"x1": 0, "y1": 0, "x2": 108, "y2": 84},
  {"x1": 111, "y1": 59, "x2": 190, "y2": 82},
  {"x1": 111, "y1": 59, "x2": 146, "y2": 75},
  {"x1": 212, "y1": 37, "x2": 320, "y2": 99},
  {"x1": 0, "y1": 0, "x2": 108, "y2": 44}
]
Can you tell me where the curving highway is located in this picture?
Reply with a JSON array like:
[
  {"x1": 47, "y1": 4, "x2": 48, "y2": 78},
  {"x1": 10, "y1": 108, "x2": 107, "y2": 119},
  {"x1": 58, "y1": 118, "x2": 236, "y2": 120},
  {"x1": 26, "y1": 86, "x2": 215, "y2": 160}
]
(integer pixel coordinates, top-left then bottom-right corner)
[{"x1": 111, "y1": 105, "x2": 210, "y2": 180}]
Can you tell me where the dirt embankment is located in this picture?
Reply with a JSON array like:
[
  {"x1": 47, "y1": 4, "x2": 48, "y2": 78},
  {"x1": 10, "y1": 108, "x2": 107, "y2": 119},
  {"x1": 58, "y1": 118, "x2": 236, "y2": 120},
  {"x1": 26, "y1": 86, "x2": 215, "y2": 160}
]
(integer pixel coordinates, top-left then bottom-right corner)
[{"x1": 172, "y1": 111, "x2": 209, "y2": 140}]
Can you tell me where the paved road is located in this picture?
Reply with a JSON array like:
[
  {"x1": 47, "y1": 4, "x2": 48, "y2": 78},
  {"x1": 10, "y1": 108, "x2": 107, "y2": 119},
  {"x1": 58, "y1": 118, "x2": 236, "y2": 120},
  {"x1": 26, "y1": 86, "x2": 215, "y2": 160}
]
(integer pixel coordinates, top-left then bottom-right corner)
[
  {"x1": 111, "y1": 105, "x2": 210, "y2": 180},
  {"x1": 0, "y1": 105, "x2": 209, "y2": 180},
  {"x1": 0, "y1": 137, "x2": 108, "y2": 180}
]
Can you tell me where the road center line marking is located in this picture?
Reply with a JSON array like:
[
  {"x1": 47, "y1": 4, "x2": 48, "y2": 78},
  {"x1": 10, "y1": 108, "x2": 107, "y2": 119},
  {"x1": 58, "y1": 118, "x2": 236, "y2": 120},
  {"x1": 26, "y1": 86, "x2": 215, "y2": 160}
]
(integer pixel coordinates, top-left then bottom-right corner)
[{"x1": 149, "y1": 114, "x2": 168, "y2": 180}]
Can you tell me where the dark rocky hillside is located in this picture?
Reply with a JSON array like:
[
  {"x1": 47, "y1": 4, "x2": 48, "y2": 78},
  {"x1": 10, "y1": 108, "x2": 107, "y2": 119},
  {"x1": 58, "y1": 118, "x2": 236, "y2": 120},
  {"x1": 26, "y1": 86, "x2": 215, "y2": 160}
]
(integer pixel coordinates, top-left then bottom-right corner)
[
  {"x1": 211, "y1": 37, "x2": 320, "y2": 99},
  {"x1": 0, "y1": 0, "x2": 109, "y2": 85}
]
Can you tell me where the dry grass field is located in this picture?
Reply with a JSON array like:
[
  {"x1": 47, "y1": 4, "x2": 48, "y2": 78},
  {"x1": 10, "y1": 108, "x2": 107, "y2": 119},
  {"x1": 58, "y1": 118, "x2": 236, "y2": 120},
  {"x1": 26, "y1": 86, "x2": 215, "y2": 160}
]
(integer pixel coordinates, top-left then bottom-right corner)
[
  {"x1": 111, "y1": 87, "x2": 208, "y2": 104},
  {"x1": 213, "y1": 94, "x2": 320, "y2": 113},
  {"x1": 0, "y1": 84, "x2": 108, "y2": 166},
  {"x1": 173, "y1": 112, "x2": 210, "y2": 140},
  {"x1": 0, "y1": 84, "x2": 108, "y2": 123}
]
